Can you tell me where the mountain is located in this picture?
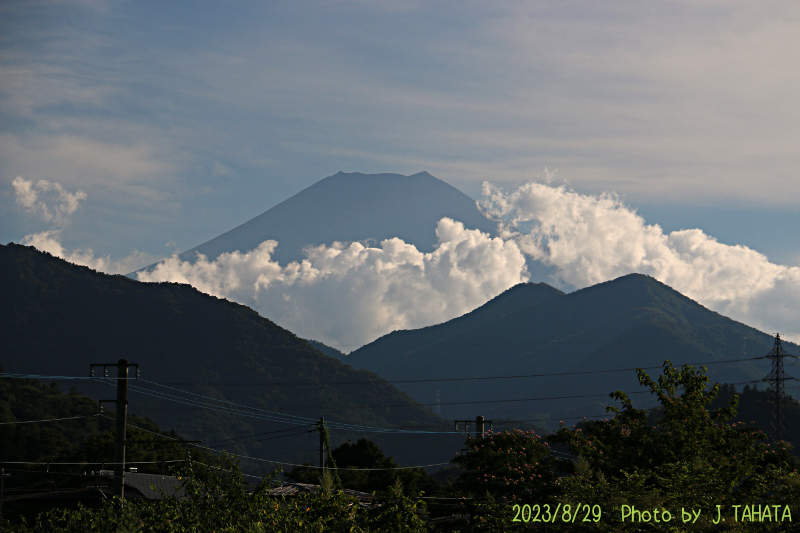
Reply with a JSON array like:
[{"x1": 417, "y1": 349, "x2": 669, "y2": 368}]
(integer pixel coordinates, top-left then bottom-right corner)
[
  {"x1": 344, "y1": 274, "x2": 798, "y2": 426},
  {"x1": 0, "y1": 243, "x2": 460, "y2": 471},
  {"x1": 305, "y1": 339, "x2": 347, "y2": 362},
  {"x1": 136, "y1": 171, "x2": 497, "y2": 272}
]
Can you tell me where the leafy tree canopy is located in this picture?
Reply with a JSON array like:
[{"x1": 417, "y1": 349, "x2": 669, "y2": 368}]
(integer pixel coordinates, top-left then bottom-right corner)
[{"x1": 547, "y1": 361, "x2": 800, "y2": 531}]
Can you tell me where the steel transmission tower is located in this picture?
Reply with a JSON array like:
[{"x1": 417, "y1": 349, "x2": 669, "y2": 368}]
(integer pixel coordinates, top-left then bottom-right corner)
[{"x1": 762, "y1": 333, "x2": 797, "y2": 441}]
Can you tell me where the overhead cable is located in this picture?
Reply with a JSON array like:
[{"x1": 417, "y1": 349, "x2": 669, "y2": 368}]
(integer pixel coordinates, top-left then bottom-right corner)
[{"x1": 0, "y1": 414, "x2": 98, "y2": 425}]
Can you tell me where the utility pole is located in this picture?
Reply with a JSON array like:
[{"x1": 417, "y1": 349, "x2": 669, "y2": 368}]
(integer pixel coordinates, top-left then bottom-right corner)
[
  {"x1": 0, "y1": 467, "x2": 10, "y2": 521},
  {"x1": 318, "y1": 417, "x2": 326, "y2": 470},
  {"x1": 91, "y1": 359, "x2": 138, "y2": 508},
  {"x1": 455, "y1": 416, "x2": 493, "y2": 439},
  {"x1": 762, "y1": 334, "x2": 797, "y2": 441}
]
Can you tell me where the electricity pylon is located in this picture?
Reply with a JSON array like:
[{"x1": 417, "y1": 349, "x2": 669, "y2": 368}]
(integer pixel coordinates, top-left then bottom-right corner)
[{"x1": 762, "y1": 334, "x2": 797, "y2": 441}]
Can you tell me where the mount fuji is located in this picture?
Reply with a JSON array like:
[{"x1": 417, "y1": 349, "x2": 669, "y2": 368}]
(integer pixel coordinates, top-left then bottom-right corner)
[{"x1": 136, "y1": 171, "x2": 498, "y2": 272}]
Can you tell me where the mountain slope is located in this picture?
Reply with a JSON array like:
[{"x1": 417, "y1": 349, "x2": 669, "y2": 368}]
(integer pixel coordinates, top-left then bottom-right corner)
[
  {"x1": 1, "y1": 244, "x2": 458, "y2": 470},
  {"x1": 137, "y1": 171, "x2": 497, "y2": 271},
  {"x1": 345, "y1": 274, "x2": 796, "y2": 426},
  {"x1": 305, "y1": 339, "x2": 347, "y2": 362}
]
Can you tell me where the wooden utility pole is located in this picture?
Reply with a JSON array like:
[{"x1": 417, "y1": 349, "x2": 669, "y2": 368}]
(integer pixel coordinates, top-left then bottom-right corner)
[
  {"x1": 475, "y1": 416, "x2": 485, "y2": 439},
  {"x1": 91, "y1": 359, "x2": 138, "y2": 508},
  {"x1": 113, "y1": 359, "x2": 130, "y2": 504},
  {"x1": 455, "y1": 416, "x2": 493, "y2": 439},
  {"x1": 318, "y1": 417, "x2": 326, "y2": 470},
  {"x1": 0, "y1": 467, "x2": 10, "y2": 520}
]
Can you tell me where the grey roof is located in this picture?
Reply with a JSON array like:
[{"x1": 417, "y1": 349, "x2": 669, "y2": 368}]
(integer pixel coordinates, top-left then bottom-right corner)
[
  {"x1": 269, "y1": 482, "x2": 374, "y2": 502},
  {"x1": 97, "y1": 470, "x2": 186, "y2": 500}
]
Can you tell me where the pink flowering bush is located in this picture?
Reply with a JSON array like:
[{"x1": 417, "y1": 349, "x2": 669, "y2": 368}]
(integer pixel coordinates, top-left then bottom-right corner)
[{"x1": 451, "y1": 429, "x2": 559, "y2": 503}]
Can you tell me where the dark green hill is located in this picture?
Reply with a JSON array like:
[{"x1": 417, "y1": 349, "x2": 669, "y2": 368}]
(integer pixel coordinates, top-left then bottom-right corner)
[
  {"x1": 0, "y1": 372, "x2": 206, "y2": 493},
  {"x1": 345, "y1": 273, "x2": 798, "y2": 427},
  {"x1": 0, "y1": 244, "x2": 459, "y2": 472},
  {"x1": 305, "y1": 339, "x2": 347, "y2": 362}
]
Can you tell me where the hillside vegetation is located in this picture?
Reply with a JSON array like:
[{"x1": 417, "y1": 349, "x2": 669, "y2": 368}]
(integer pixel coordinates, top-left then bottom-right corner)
[
  {"x1": 346, "y1": 274, "x2": 798, "y2": 425},
  {"x1": 1, "y1": 243, "x2": 458, "y2": 470},
  {"x1": 4, "y1": 361, "x2": 799, "y2": 532}
]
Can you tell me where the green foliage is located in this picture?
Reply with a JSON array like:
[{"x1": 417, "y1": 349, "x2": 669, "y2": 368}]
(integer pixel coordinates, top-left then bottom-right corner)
[
  {"x1": 10, "y1": 457, "x2": 432, "y2": 533},
  {"x1": 0, "y1": 375, "x2": 100, "y2": 465},
  {"x1": 367, "y1": 479, "x2": 428, "y2": 533},
  {"x1": 9, "y1": 361, "x2": 800, "y2": 531},
  {"x1": 288, "y1": 438, "x2": 439, "y2": 496},
  {"x1": 547, "y1": 360, "x2": 800, "y2": 531},
  {"x1": 0, "y1": 373, "x2": 210, "y2": 522}
]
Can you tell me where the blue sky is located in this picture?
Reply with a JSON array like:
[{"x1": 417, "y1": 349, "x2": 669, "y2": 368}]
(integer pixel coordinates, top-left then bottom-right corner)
[{"x1": 3, "y1": 1, "x2": 800, "y2": 346}]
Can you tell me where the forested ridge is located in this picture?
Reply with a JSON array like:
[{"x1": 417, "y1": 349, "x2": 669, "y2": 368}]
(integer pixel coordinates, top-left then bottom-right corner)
[
  {"x1": 346, "y1": 274, "x2": 799, "y2": 425},
  {"x1": 0, "y1": 243, "x2": 457, "y2": 471}
]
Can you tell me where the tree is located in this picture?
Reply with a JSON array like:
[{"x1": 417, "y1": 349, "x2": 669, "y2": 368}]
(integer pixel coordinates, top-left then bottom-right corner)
[
  {"x1": 288, "y1": 438, "x2": 438, "y2": 495},
  {"x1": 547, "y1": 360, "x2": 800, "y2": 532},
  {"x1": 14, "y1": 456, "x2": 434, "y2": 532},
  {"x1": 446, "y1": 430, "x2": 559, "y2": 531},
  {"x1": 452, "y1": 429, "x2": 559, "y2": 503}
]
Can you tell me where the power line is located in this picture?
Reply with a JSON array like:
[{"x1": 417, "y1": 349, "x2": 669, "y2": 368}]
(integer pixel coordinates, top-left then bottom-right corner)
[
  {"x1": 128, "y1": 381, "x2": 457, "y2": 434},
  {"x1": 124, "y1": 405, "x2": 308, "y2": 447},
  {"x1": 5, "y1": 360, "x2": 769, "y2": 441},
  {"x1": 0, "y1": 462, "x2": 263, "y2": 482},
  {"x1": 97, "y1": 414, "x2": 188, "y2": 443},
  {"x1": 0, "y1": 373, "x2": 140, "y2": 381},
  {"x1": 112, "y1": 383, "x2": 326, "y2": 428},
  {"x1": 119, "y1": 375, "x2": 767, "y2": 447},
  {"x1": 202, "y1": 425, "x2": 313, "y2": 446},
  {"x1": 321, "y1": 332, "x2": 792, "y2": 349},
  {"x1": 204, "y1": 429, "x2": 315, "y2": 449},
  {"x1": 122, "y1": 404, "x2": 329, "y2": 455},
  {"x1": 31, "y1": 331, "x2": 789, "y2": 348},
  {"x1": 3, "y1": 355, "x2": 763, "y2": 387},
  {"x1": 130, "y1": 375, "x2": 766, "y2": 426},
  {"x1": 269, "y1": 380, "x2": 765, "y2": 411},
  {"x1": 117, "y1": 417, "x2": 454, "y2": 471},
  {"x1": 0, "y1": 459, "x2": 185, "y2": 466},
  {"x1": 127, "y1": 385, "x2": 411, "y2": 433},
  {"x1": 157, "y1": 356, "x2": 763, "y2": 386},
  {"x1": 0, "y1": 414, "x2": 99, "y2": 425},
  {"x1": 133, "y1": 412, "x2": 614, "y2": 447}
]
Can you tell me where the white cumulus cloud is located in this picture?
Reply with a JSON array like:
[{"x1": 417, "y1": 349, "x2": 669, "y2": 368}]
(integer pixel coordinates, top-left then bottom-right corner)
[
  {"x1": 136, "y1": 218, "x2": 529, "y2": 350},
  {"x1": 479, "y1": 180, "x2": 800, "y2": 342},
  {"x1": 14, "y1": 174, "x2": 798, "y2": 349},
  {"x1": 13, "y1": 177, "x2": 158, "y2": 274},
  {"x1": 12, "y1": 176, "x2": 87, "y2": 225},
  {"x1": 20, "y1": 230, "x2": 157, "y2": 275}
]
